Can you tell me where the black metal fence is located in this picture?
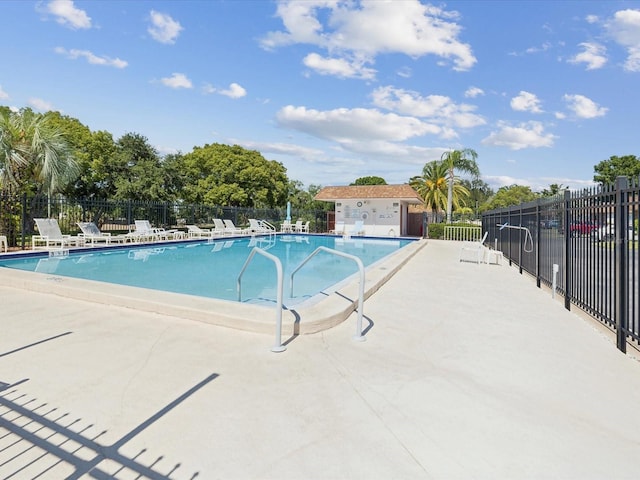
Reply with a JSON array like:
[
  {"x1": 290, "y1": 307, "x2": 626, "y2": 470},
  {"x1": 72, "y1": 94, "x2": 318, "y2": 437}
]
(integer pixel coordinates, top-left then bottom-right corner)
[
  {"x1": 482, "y1": 176, "x2": 639, "y2": 353},
  {"x1": 0, "y1": 194, "x2": 328, "y2": 250}
]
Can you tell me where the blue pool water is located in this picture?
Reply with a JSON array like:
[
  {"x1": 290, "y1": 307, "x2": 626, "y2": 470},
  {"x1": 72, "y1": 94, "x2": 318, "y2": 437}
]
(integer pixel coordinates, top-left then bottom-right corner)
[{"x1": 0, "y1": 235, "x2": 414, "y2": 306}]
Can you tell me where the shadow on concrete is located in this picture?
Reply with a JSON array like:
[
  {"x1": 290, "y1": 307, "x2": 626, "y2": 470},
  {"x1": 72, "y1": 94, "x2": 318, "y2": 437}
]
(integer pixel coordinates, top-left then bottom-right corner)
[
  {"x1": 0, "y1": 332, "x2": 72, "y2": 358},
  {"x1": 0, "y1": 373, "x2": 218, "y2": 479}
]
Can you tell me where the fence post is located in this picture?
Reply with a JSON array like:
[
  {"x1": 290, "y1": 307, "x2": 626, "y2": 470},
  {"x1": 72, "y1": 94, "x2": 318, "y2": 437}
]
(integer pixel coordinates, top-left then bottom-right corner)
[
  {"x1": 563, "y1": 189, "x2": 571, "y2": 311},
  {"x1": 536, "y1": 199, "x2": 541, "y2": 288},
  {"x1": 21, "y1": 193, "x2": 27, "y2": 250},
  {"x1": 615, "y1": 176, "x2": 628, "y2": 353}
]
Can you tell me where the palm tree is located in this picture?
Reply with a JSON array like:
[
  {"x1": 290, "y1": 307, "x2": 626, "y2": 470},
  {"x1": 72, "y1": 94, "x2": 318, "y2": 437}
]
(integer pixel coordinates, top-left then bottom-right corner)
[
  {"x1": 441, "y1": 148, "x2": 479, "y2": 223},
  {"x1": 410, "y1": 160, "x2": 470, "y2": 219},
  {"x1": 0, "y1": 109, "x2": 79, "y2": 196}
]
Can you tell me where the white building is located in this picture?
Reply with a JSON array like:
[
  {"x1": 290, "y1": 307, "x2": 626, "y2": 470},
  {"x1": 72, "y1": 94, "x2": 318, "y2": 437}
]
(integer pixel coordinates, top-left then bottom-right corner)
[{"x1": 314, "y1": 184, "x2": 423, "y2": 237}]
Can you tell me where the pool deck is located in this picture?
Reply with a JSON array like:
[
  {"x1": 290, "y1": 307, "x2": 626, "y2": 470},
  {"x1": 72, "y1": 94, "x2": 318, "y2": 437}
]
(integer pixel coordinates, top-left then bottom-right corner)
[{"x1": 2, "y1": 239, "x2": 640, "y2": 479}]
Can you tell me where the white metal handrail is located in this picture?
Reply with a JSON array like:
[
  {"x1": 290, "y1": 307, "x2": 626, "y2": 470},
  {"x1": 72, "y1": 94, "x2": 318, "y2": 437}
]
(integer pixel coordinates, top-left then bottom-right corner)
[
  {"x1": 290, "y1": 246, "x2": 366, "y2": 342},
  {"x1": 237, "y1": 247, "x2": 286, "y2": 352}
]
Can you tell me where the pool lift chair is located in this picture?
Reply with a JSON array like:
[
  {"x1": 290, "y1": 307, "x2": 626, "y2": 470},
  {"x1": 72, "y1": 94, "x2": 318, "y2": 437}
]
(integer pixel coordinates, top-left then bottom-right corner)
[{"x1": 459, "y1": 231, "x2": 489, "y2": 264}]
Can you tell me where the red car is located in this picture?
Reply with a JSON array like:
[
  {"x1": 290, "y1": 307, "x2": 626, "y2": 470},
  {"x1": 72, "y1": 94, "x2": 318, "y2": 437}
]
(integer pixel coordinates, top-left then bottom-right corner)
[{"x1": 570, "y1": 221, "x2": 598, "y2": 236}]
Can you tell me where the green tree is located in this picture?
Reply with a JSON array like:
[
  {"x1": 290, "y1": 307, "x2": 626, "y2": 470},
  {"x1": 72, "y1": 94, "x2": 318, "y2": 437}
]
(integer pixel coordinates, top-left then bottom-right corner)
[
  {"x1": 350, "y1": 176, "x2": 387, "y2": 186},
  {"x1": 181, "y1": 143, "x2": 288, "y2": 207},
  {"x1": 0, "y1": 108, "x2": 79, "y2": 196},
  {"x1": 460, "y1": 178, "x2": 494, "y2": 214},
  {"x1": 43, "y1": 111, "x2": 119, "y2": 199},
  {"x1": 410, "y1": 160, "x2": 469, "y2": 217},
  {"x1": 484, "y1": 185, "x2": 539, "y2": 210},
  {"x1": 540, "y1": 183, "x2": 566, "y2": 197},
  {"x1": 441, "y1": 148, "x2": 480, "y2": 223},
  {"x1": 593, "y1": 155, "x2": 640, "y2": 185}
]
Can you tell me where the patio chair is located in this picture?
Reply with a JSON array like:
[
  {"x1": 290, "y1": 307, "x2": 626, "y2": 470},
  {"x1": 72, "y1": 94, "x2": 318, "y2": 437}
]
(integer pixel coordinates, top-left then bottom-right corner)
[
  {"x1": 348, "y1": 220, "x2": 365, "y2": 236},
  {"x1": 248, "y1": 219, "x2": 275, "y2": 234},
  {"x1": 293, "y1": 220, "x2": 303, "y2": 232},
  {"x1": 331, "y1": 221, "x2": 345, "y2": 235},
  {"x1": 224, "y1": 219, "x2": 246, "y2": 235},
  {"x1": 33, "y1": 218, "x2": 81, "y2": 250},
  {"x1": 213, "y1": 219, "x2": 230, "y2": 236},
  {"x1": 459, "y1": 231, "x2": 489, "y2": 264},
  {"x1": 280, "y1": 220, "x2": 293, "y2": 233},
  {"x1": 126, "y1": 220, "x2": 167, "y2": 243},
  {"x1": 187, "y1": 225, "x2": 217, "y2": 238},
  {"x1": 300, "y1": 221, "x2": 310, "y2": 233},
  {"x1": 77, "y1": 222, "x2": 112, "y2": 246}
]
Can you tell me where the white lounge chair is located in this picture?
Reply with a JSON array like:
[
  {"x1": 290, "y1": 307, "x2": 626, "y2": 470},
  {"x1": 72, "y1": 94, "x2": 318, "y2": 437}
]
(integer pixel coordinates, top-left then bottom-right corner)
[
  {"x1": 224, "y1": 219, "x2": 246, "y2": 235},
  {"x1": 248, "y1": 219, "x2": 275, "y2": 234},
  {"x1": 33, "y1": 218, "x2": 81, "y2": 250},
  {"x1": 331, "y1": 221, "x2": 345, "y2": 234},
  {"x1": 187, "y1": 225, "x2": 217, "y2": 238},
  {"x1": 77, "y1": 222, "x2": 112, "y2": 245},
  {"x1": 213, "y1": 219, "x2": 230, "y2": 236},
  {"x1": 349, "y1": 220, "x2": 365, "y2": 236},
  {"x1": 459, "y1": 231, "x2": 489, "y2": 264},
  {"x1": 126, "y1": 220, "x2": 167, "y2": 243}
]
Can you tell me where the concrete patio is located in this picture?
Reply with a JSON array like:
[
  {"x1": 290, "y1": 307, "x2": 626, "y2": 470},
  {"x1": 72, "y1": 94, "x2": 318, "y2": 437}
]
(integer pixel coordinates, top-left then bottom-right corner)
[{"x1": 1, "y1": 239, "x2": 640, "y2": 479}]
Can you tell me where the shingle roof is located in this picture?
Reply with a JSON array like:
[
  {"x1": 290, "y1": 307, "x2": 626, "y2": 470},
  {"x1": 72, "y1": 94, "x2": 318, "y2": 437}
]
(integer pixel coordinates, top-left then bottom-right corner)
[{"x1": 314, "y1": 184, "x2": 423, "y2": 203}]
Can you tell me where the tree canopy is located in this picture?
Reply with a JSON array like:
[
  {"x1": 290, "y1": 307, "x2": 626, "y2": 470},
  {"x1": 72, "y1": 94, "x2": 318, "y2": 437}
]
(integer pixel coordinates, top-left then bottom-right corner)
[
  {"x1": 410, "y1": 160, "x2": 470, "y2": 215},
  {"x1": 350, "y1": 176, "x2": 387, "y2": 185},
  {"x1": 484, "y1": 185, "x2": 538, "y2": 210},
  {"x1": 181, "y1": 143, "x2": 288, "y2": 208},
  {"x1": 593, "y1": 155, "x2": 640, "y2": 185}
]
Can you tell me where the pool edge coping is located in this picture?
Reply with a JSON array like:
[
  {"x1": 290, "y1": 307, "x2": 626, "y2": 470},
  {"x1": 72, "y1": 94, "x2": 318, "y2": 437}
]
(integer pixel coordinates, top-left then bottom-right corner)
[{"x1": 0, "y1": 238, "x2": 428, "y2": 335}]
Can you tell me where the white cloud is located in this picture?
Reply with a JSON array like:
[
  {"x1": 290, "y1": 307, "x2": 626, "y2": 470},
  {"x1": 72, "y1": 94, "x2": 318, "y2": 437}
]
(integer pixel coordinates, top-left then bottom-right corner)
[
  {"x1": 160, "y1": 73, "x2": 192, "y2": 89},
  {"x1": 148, "y1": 10, "x2": 183, "y2": 44},
  {"x1": 54, "y1": 47, "x2": 128, "y2": 68},
  {"x1": 562, "y1": 94, "x2": 607, "y2": 118},
  {"x1": 219, "y1": 83, "x2": 247, "y2": 99},
  {"x1": 606, "y1": 9, "x2": 640, "y2": 72},
  {"x1": 40, "y1": 0, "x2": 91, "y2": 29},
  {"x1": 371, "y1": 86, "x2": 485, "y2": 132},
  {"x1": 261, "y1": 0, "x2": 476, "y2": 78},
  {"x1": 202, "y1": 82, "x2": 247, "y2": 98},
  {"x1": 586, "y1": 15, "x2": 599, "y2": 24},
  {"x1": 510, "y1": 91, "x2": 543, "y2": 113},
  {"x1": 276, "y1": 105, "x2": 441, "y2": 144},
  {"x1": 0, "y1": 85, "x2": 8, "y2": 100},
  {"x1": 464, "y1": 86, "x2": 484, "y2": 98},
  {"x1": 569, "y1": 42, "x2": 607, "y2": 70},
  {"x1": 232, "y1": 139, "x2": 325, "y2": 159},
  {"x1": 396, "y1": 66, "x2": 412, "y2": 78},
  {"x1": 28, "y1": 98, "x2": 54, "y2": 111},
  {"x1": 481, "y1": 121, "x2": 556, "y2": 150},
  {"x1": 303, "y1": 53, "x2": 376, "y2": 79}
]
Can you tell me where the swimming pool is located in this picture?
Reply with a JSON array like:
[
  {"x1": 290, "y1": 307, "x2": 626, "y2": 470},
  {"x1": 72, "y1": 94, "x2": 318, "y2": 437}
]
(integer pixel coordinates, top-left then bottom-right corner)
[{"x1": 0, "y1": 234, "x2": 415, "y2": 306}]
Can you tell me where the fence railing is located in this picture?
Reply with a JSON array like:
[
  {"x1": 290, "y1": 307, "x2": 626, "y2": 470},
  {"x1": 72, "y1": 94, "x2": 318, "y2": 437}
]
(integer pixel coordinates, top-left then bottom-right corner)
[
  {"x1": 0, "y1": 194, "x2": 328, "y2": 250},
  {"x1": 444, "y1": 225, "x2": 482, "y2": 241},
  {"x1": 482, "y1": 176, "x2": 639, "y2": 354}
]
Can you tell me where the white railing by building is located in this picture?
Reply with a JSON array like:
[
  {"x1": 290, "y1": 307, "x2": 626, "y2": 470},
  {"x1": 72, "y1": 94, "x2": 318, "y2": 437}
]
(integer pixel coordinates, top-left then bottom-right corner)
[{"x1": 444, "y1": 226, "x2": 482, "y2": 241}]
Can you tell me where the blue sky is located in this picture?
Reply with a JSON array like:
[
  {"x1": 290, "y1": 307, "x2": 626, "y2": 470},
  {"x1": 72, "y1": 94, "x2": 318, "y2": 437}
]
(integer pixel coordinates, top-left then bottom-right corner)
[{"x1": 1, "y1": 1, "x2": 639, "y2": 192}]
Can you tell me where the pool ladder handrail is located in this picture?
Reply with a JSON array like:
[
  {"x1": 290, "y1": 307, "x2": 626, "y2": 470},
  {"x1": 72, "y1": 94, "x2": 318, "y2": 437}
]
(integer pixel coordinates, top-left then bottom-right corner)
[
  {"x1": 290, "y1": 246, "x2": 366, "y2": 342},
  {"x1": 237, "y1": 247, "x2": 286, "y2": 353}
]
